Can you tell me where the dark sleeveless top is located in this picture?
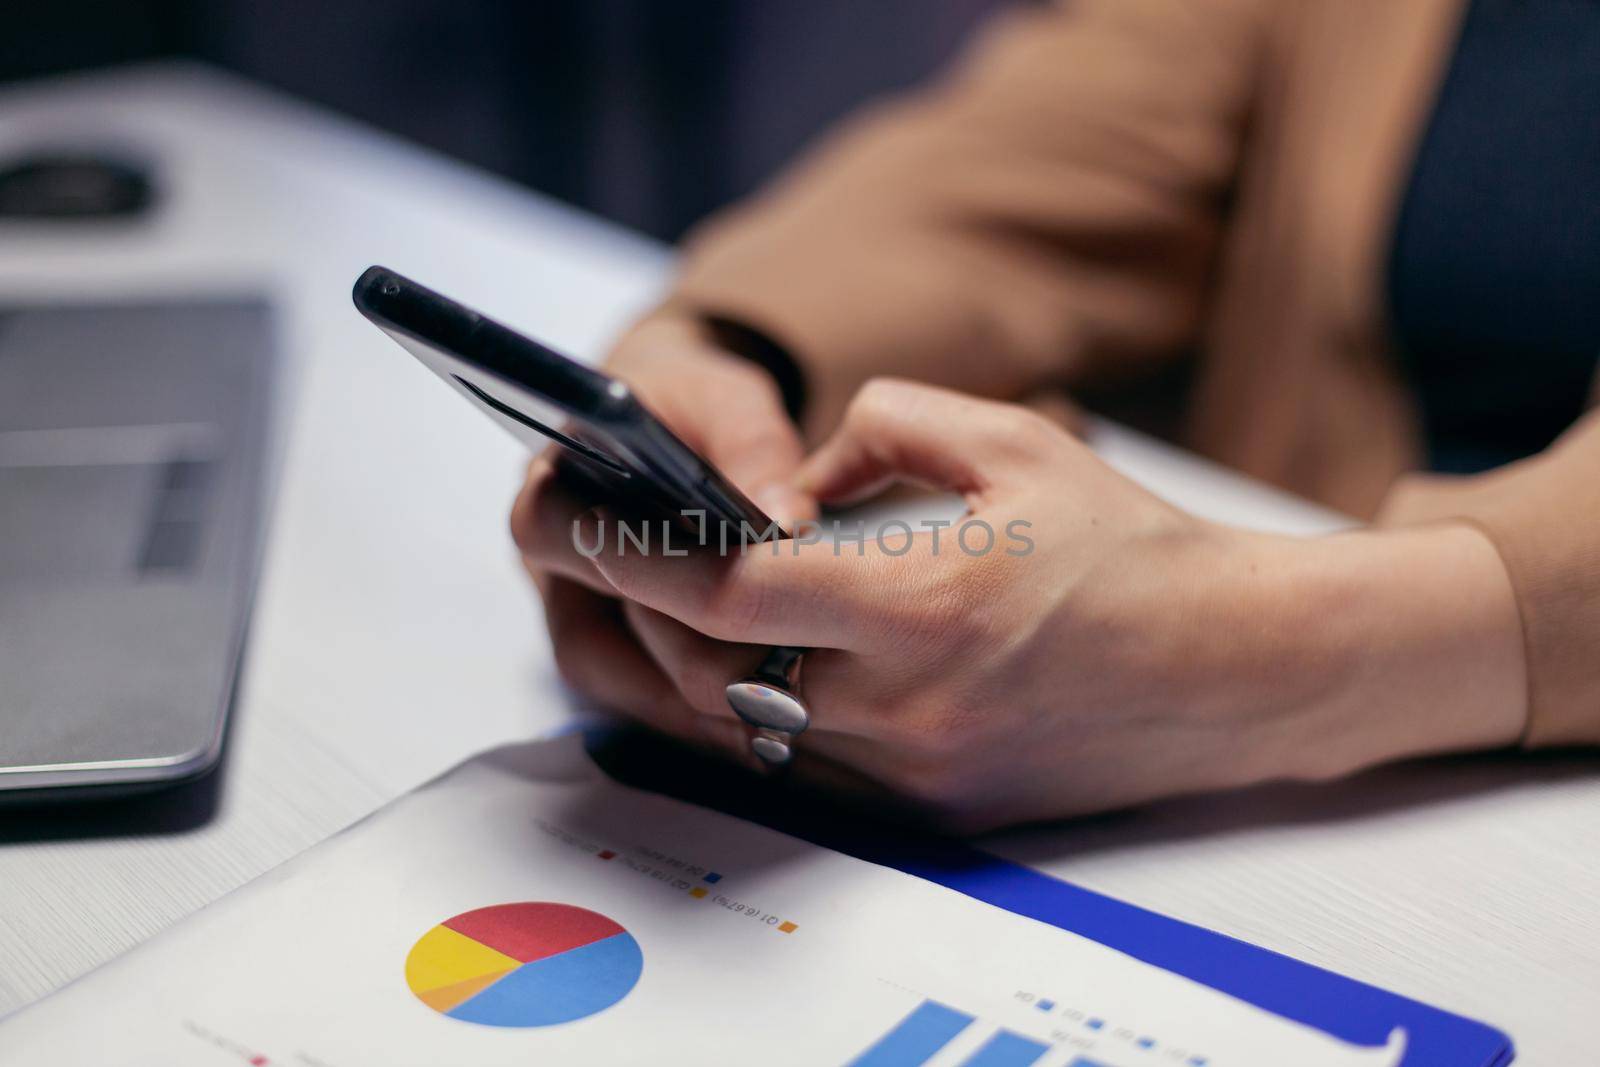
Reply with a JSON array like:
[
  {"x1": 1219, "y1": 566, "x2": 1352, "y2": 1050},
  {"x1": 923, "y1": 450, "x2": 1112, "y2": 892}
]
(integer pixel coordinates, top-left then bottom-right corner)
[{"x1": 1388, "y1": 0, "x2": 1600, "y2": 474}]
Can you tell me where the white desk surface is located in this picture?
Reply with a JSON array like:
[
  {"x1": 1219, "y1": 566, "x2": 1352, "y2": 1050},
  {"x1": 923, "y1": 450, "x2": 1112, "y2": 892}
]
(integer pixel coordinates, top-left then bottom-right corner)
[{"x1": 0, "y1": 63, "x2": 1592, "y2": 1063}]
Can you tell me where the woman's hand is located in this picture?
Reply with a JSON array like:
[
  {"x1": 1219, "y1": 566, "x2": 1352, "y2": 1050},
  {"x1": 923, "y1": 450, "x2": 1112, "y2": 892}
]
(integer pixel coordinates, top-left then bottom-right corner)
[
  {"x1": 575, "y1": 380, "x2": 1528, "y2": 831},
  {"x1": 510, "y1": 312, "x2": 814, "y2": 752}
]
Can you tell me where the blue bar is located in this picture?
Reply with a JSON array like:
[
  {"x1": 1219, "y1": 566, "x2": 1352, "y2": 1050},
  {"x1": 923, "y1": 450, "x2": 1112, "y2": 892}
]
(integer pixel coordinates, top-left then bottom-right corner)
[
  {"x1": 1066, "y1": 1058, "x2": 1112, "y2": 1067},
  {"x1": 850, "y1": 1000, "x2": 975, "y2": 1067},
  {"x1": 960, "y1": 1030, "x2": 1050, "y2": 1067}
]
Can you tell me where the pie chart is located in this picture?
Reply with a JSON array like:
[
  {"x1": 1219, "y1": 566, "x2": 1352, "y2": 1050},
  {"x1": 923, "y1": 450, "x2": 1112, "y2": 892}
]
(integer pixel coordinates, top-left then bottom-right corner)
[{"x1": 404, "y1": 902, "x2": 643, "y2": 1027}]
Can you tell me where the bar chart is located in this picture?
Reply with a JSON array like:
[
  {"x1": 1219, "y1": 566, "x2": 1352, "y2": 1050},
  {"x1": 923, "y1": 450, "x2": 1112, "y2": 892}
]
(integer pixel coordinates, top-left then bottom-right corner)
[{"x1": 846, "y1": 998, "x2": 1114, "y2": 1067}]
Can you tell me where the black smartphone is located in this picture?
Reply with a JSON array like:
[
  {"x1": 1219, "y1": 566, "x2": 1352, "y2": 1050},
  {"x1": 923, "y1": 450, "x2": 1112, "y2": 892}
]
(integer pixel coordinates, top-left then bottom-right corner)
[{"x1": 352, "y1": 265, "x2": 778, "y2": 536}]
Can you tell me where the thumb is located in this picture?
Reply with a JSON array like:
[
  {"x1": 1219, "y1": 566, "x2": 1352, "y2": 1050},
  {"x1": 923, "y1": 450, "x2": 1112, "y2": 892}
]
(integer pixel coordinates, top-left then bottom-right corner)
[
  {"x1": 607, "y1": 317, "x2": 815, "y2": 528},
  {"x1": 796, "y1": 379, "x2": 1046, "y2": 507},
  {"x1": 697, "y1": 381, "x2": 814, "y2": 528}
]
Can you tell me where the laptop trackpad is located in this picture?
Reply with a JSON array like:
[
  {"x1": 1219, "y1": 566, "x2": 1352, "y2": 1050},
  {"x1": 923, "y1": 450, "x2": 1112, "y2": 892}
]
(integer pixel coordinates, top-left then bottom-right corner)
[{"x1": 0, "y1": 432, "x2": 216, "y2": 582}]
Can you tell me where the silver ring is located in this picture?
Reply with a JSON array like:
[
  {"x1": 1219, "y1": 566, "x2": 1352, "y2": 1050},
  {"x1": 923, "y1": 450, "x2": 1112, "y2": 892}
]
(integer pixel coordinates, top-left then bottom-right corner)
[{"x1": 725, "y1": 645, "x2": 808, "y2": 765}]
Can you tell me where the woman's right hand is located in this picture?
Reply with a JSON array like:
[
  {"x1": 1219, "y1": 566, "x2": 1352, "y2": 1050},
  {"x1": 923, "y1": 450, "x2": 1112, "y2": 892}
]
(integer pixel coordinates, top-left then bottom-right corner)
[{"x1": 509, "y1": 312, "x2": 813, "y2": 754}]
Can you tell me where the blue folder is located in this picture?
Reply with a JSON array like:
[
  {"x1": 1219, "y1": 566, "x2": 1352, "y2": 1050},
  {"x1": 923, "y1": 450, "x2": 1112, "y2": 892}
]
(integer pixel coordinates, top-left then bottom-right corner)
[{"x1": 587, "y1": 728, "x2": 1514, "y2": 1067}]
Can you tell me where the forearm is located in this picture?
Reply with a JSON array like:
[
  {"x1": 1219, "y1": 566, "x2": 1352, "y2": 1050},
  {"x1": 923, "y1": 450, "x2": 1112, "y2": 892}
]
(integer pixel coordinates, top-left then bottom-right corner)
[
  {"x1": 1377, "y1": 412, "x2": 1600, "y2": 747},
  {"x1": 1221, "y1": 524, "x2": 1527, "y2": 783}
]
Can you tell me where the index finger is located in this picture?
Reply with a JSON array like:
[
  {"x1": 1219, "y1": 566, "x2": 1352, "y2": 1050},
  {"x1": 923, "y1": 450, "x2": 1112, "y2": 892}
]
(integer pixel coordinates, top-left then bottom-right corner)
[{"x1": 580, "y1": 511, "x2": 927, "y2": 651}]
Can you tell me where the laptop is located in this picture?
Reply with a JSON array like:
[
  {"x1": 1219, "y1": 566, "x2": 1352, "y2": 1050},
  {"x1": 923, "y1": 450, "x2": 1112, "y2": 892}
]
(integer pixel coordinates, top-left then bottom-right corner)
[{"x1": 0, "y1": 300, "x2": 275, "y2": 796}]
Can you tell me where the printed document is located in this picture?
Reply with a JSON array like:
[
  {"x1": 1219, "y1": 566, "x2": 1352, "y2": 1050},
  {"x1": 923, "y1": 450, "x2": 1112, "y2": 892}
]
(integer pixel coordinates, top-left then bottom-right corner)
[{"x1": 0, "y1": 736, "x2": 1405, "y2": 1067}]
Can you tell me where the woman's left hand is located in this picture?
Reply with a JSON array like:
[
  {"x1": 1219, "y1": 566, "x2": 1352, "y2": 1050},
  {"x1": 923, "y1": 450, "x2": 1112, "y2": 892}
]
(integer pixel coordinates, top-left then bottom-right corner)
[{"x1": 578, "y1": 380, "x2": 1527, "y2": 832}]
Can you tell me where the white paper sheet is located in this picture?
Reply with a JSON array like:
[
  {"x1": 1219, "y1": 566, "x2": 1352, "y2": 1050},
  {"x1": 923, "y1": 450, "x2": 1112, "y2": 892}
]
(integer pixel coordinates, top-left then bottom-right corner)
[{"x1": 0, "y1": 737, "x2": 1405, "y2": 1067}]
